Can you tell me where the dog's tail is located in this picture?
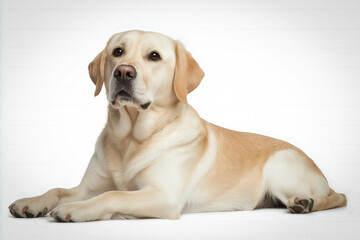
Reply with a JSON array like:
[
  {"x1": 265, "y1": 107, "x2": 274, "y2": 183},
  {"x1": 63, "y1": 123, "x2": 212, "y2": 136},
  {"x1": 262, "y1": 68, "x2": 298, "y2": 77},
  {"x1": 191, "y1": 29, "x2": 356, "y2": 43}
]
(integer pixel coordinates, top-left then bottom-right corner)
[{"x1": 311, "y1": 188, "x2": 347, "y2": 212}]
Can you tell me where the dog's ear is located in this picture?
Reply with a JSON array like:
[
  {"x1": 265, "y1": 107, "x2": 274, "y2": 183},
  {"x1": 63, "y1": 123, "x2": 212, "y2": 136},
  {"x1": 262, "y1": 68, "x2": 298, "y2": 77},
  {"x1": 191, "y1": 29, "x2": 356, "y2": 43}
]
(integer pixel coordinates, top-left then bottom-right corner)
[
  {"x1": 88, "y1": 50, "x2": 107, "y2": 96},
  {"x1": 173, "y1": 41, "x2": 205, "y2": 103}
]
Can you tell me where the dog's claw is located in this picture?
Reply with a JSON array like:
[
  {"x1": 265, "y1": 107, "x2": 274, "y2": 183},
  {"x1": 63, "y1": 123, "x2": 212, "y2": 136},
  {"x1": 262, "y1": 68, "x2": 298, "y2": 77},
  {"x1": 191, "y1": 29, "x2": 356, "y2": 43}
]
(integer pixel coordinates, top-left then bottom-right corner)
[
  {"x1": 65, "y1": 214, "x2": 71, "y2": 222},
  {"x1": 50, "y1": 211, "x2": 58, "y2": 217},
  {"x1": 22, "y1": 207, "x2": 28, "y2": 214}
]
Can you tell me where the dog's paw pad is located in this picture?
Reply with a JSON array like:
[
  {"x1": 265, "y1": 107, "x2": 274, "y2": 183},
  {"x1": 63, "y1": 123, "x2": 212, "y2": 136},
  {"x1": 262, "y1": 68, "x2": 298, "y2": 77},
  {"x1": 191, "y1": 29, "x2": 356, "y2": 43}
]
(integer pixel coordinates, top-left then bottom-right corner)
[
  {"x1": 288, "y1": 197, "x2": 314, "y2": 214},
  {"x1": 25, "y1": 212, "x2": 34, "y2": 218}
]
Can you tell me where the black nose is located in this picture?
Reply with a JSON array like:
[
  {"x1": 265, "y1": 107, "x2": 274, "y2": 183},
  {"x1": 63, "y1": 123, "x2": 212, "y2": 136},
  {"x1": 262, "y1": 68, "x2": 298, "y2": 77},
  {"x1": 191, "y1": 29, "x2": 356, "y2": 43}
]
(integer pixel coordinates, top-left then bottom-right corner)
[{"x1": 114, "y1": 65, "x2": 137, "y2": 82}]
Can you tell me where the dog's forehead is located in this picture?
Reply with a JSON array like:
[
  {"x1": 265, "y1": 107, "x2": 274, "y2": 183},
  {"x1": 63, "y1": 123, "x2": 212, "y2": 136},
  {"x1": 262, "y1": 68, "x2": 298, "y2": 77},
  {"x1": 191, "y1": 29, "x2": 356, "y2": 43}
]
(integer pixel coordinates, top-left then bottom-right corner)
[{"x1": 108, "y1": 31, "x2": 174, "y2": 52}]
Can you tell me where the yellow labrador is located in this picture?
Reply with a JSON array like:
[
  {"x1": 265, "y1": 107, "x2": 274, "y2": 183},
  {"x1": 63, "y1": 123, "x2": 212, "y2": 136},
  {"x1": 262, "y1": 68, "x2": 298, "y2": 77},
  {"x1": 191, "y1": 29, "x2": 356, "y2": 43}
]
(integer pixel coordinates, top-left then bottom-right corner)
[{"x1": 9, "y1": 30, "x2": 347, "y2": 222}]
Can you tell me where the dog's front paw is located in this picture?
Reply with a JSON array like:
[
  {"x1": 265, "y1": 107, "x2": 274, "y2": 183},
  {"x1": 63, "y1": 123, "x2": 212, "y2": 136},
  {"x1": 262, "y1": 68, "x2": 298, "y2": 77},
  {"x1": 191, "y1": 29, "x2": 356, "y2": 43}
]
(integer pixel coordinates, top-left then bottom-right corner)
[
  {"x1": 287, "y1": 197, "x2": 314, "y2": 214},
  {"x1": 9, "y1": 197, "x2": 50, "y2": 218},
  {"x1": 51, "y1": 201, "x2": 111, "y2": 222}
]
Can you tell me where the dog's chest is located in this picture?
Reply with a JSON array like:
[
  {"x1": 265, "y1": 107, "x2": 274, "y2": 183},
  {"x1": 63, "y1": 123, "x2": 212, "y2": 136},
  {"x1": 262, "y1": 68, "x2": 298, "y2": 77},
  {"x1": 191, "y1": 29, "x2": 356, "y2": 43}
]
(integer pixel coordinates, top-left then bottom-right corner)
[
  {"x1": 106, "y1": 105, "x2": 204, "y2": 191},
  {"x1": 106, "y1": 138, "x2": 140, "y2": 190},
  {"x1": 107, "y1": 134, "x2": 167, "y2": 191}
]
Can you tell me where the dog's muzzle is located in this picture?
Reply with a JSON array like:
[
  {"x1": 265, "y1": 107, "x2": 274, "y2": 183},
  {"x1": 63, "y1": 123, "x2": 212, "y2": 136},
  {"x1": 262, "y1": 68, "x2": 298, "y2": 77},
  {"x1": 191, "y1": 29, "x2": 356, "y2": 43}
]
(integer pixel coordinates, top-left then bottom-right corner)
[
  {"x1": 112, "y1": 64, "x2": 137, "y2": 100},
  {"x1": 110, "y1": 65, "x2": 151, "y2": 110}
]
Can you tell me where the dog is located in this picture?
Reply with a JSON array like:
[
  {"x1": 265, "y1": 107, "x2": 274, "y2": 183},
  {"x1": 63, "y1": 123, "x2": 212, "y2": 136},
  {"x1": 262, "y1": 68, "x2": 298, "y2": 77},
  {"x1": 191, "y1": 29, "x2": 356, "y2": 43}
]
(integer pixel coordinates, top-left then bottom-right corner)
[{"x1": 9, "y1": 30, "x2": 347, "y2": 222}]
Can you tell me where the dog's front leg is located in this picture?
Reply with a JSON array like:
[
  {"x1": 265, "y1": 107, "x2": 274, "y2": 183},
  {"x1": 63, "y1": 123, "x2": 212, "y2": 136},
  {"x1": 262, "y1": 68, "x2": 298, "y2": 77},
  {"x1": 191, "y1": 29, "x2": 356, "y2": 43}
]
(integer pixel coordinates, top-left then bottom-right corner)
[
  {"x1": 50, "y1": 187, "x2": 180, "y2": 222},
  {"x1": 9, "y1": 153, "x2": 115, "y2": 218}
]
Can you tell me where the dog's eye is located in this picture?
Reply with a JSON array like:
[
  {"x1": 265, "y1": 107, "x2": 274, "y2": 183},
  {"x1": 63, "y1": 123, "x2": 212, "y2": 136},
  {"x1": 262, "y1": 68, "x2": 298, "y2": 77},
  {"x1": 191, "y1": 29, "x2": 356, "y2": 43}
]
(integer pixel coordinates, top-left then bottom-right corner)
[
  {"x1": 148, "y1": 51, "x2": 161, "y2": 61},
  {"x1": 113, "y1": 48, "x2": 124, "y2": 57}
]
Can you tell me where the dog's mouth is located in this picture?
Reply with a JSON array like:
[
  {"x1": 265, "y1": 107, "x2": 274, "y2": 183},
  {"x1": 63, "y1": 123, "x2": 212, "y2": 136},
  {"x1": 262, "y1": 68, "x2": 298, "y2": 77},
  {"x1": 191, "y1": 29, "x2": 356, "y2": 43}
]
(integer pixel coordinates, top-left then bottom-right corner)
[
  {"x1": 110, "y1": 90, "x2": 151, "y2": 110},
  {"x1": 110, "y1": 90, "x2": 133, "y2": 105},
  {"x1": 117, "y1": 90, "x2": 132, "y2": 98}
]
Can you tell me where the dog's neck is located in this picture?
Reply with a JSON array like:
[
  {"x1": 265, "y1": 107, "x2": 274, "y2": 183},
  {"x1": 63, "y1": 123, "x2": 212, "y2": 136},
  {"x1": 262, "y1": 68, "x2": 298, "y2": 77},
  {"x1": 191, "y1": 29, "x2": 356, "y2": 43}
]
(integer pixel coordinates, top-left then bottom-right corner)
[{"x1": 107, "y1": 102, "x2": 185, "y2": 142}]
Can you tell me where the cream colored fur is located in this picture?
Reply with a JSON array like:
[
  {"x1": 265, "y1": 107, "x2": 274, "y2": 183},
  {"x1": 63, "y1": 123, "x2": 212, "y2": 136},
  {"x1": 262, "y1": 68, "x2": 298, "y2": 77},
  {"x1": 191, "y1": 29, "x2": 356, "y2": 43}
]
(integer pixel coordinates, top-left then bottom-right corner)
[{"x1": 9, "y1": 30, "x2": 347, "y2": 222}]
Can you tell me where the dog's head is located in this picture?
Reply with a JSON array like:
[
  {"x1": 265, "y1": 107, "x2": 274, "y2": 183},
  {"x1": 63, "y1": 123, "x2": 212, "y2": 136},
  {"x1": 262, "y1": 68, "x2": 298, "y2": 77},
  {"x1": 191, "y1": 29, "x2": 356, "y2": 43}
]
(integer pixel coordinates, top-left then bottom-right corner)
[{"x1": 88, "y1": 30, "x2": 204, "y2": 110}]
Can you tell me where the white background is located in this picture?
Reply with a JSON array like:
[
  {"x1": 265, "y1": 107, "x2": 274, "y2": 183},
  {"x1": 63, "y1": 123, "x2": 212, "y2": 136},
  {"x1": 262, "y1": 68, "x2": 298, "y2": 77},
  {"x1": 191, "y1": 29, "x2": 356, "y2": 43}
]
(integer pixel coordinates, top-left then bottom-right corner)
[{"x1": 1, "y1": 0, "x2": 360, "y2": 239}]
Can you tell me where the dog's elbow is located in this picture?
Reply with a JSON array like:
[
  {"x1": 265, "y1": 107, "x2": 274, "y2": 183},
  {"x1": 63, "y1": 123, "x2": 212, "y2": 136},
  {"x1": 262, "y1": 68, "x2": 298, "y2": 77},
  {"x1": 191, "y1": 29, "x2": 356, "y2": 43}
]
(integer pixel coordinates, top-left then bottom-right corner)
[
  {"x1": 165, "y1": 209, "x2": 181, "y2": 220},
  {"x1": 155, "y1": 196, "x2": 181, "y2": 220}
]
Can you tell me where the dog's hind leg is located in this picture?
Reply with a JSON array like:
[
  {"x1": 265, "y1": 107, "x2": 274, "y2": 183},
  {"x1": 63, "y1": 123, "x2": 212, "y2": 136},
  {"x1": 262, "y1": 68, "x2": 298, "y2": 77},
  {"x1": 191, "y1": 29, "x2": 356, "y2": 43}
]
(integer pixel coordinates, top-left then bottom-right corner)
[{"x1": 262, "y1": 149, "x2": 347, "y2": 214}]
